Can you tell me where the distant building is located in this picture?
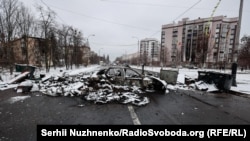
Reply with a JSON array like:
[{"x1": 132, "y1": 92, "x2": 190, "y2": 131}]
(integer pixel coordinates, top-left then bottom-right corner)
[
  {"x1": 121, "y1": 52, "x2": 138, "y2": 64},
  {"x1": 80, "y1": 45, "x2": 90, "y2": 66},
  {"x1": 140, "y1": 38, "x2": 160, "y2": 66},
  {"x1": 161, "y1": 15, "x2": 238, "y2": 68},
  {"x1": 11, "y1": 36, "x2": 45, "y2": 66},
  {"x1": 89, "y1": 51, "x2": 98, "y2": 64},
  {"x1": 2, "y1": 36, "x2": 93, "y2": 67}
]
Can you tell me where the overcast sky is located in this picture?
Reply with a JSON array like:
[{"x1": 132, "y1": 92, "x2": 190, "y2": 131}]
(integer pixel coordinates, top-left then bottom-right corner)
[{"x1": 19, "y1": 0, "x2": 250, "y2": 61}]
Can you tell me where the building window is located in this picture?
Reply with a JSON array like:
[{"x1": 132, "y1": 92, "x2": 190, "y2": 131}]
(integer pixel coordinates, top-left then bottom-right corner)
[
  {"x1": 215, "y1": 38, "x2": 219, "y2": 43},
  {"x1": 151, "y1": 42, "x2": 155, "y2": 46},
  {"x1": 231, "y1": 29, "x2": 235, "y2": 34},
  {"x1": 198, "y1": 25, "x2": 203, "y2": 30},
  {"x1": 215, "y1": 44, "x2": 218, "y2": 48},
  {"x1": 230, "y1": 25, "x2": 235, "y2": 30},
  {"x1": 230, "y1": 39, "x2": 234, "y2": 44},
  {"x1": 216, "y1": 24, "x2": 221, "y2": 29}
]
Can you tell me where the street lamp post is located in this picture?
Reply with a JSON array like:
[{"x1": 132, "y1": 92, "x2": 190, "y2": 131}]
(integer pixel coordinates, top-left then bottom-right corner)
[{"x1": 132, "y1": 36, "x2": 140, "y2": 67}]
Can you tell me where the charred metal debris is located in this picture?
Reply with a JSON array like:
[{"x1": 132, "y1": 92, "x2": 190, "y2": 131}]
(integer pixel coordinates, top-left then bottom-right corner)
[{"x1": 12, "y1": 66, "x2": 168, "y2": 106}]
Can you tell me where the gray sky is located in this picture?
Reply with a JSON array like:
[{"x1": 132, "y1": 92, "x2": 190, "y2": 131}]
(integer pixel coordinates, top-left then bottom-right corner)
[{"x1": 19, "y1": 0, "x2": 250, "y2": 61}]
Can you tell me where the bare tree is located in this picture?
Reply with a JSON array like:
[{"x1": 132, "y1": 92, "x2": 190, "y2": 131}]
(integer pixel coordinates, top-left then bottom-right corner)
[
  {"x1": 0, "y1": 0, "x2": 20, "y2": 74},
  {"x1": 48, "y1": 30, "x2": 59, "y2": 69},
  {"x1": 238, "y1": 35, "x2": 250, "y2": 69},
  {"x1": 57, "y1": 25, "x2": 73, "y2": 70},
  {"x1": 70, "y1": 28, "x2": 83, "y2": 69},
  {"x1": 89, "y1": 52, "x2": 98, "y2": 65},
  {"x1": 36, "y1": 5, "x2": 56, "y2": 72},
  {"x1": 16, "y1": 3, "x2": 36, "y2": 65}
]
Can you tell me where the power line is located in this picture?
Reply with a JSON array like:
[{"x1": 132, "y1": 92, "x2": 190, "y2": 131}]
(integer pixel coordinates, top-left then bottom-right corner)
[
  {"x1": 101, "y1": 0, "x2": 250, "y2": 13},
  {"x1": 101, "y1": 0, "x2": 191, "y2": 8},
  {"x1": 148, "y1": 0, "x2": 202, "y2": 38},
  {"x1": 39, "y1": 0, "x2": 153, "y2": 31},
  {"x1": 173, "y1": 0, "x2": 202, "y2": 22},
  {"x1": 40, "y1": 0, "x2": 66, "y2": 24}
]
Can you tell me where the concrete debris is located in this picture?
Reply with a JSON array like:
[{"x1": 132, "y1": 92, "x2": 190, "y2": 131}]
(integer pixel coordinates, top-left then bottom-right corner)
[
  {"x1": 195, "y1": 81, "x2": 218, "y2": 92},
  {"x1": 195, "y1": 81, "x2": 209, "y2": 91},
  {"x1": 8, "y1": 71, "x2": 30, "y2": 84}
]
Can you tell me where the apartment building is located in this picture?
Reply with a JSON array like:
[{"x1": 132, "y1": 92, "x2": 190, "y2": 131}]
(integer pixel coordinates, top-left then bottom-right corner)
[
  {"x1": 161, "y1": 15, "x2": 238, "y2": 68},
  {"x1": 4, "y1": 36, "x2": 92, "y2": 67},
  {"x1": 12, "y1": 36, "x2": 45, "y2": 66},
  {"x1": 80, "y1": 45, "x2": 91, "y2": 66},
  {"x1": 140, "y1": 38, "x2": 160, "y2": 66}
]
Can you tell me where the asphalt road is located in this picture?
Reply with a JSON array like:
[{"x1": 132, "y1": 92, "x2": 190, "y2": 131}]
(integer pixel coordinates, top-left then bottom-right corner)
[{"x1": 1, "y1": 89, "x2": 250, "y2": 140}]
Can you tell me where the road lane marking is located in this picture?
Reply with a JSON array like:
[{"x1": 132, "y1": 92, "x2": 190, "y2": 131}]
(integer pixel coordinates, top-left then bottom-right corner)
[{"x1": 128, "y1": 105, "x2": 141, "y2": 125}]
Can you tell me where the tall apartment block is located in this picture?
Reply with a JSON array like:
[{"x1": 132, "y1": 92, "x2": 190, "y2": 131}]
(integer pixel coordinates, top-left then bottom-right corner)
[
  {"x1": 161, "y1": 15, "x2": 238, "y2": 68},
  {"x1": 140, "y1": 38, "x2": 160, "y2": 66}
]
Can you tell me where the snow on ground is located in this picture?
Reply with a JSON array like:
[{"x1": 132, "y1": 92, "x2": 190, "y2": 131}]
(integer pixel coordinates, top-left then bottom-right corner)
[
  {"x1": 1, "y1": 64, "x2": 250, "y2": 107},
  {"x1": 132, "y1": 65, "x2": 250, "y2": 95},
  {"x1": 230, "y1": 73, "x2": 250, "y2": 94},
  {"x1": 0, "y1": 84, "x2": 18, "y2": 91},
  {"x1": 67, "y1": 65, "x2": 100, "y2": 76},
  {"x1": 1, "y1": 65, "x2": 151, "y2": 106},
  {"x1": 7, "y1": 95, "x2": 31, "y2": 104}
]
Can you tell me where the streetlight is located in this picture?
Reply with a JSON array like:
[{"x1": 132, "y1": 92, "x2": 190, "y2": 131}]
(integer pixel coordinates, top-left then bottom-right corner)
[{"x1": 132, "y1": 36, "x2": 140, "y2": 66}]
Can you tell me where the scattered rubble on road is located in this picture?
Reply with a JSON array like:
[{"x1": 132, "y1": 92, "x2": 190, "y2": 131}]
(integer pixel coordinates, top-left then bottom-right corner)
[
  {"x1": 1, "y1": 66, "x2": 167, "y2": 106},
  {"x1": 1, "y1": 65, "x2": 231, "y2": 106}
]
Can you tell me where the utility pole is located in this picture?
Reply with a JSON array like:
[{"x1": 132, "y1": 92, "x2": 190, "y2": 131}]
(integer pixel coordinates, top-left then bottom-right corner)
[
  {"x1": 232, "y1": 0, "x2": 243, "y2": 87},
  {"x1": 132, "y1": 36, "x2": 140, "y2": 66},
  {"x1": 234, "y1": 0, "x2": 243, "y2": 62}
]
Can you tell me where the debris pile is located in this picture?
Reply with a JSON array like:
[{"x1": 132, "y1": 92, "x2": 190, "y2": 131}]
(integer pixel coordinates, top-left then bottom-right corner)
[
  {"x1": 6, "y1": 66, "x2": 157, "y2": 106},
  {"x1": 34, "y1": 72, "x2": 150, "y2": 106},
  {"x1": 1, "y1": 65, "x2": 232, "y2": 106}
]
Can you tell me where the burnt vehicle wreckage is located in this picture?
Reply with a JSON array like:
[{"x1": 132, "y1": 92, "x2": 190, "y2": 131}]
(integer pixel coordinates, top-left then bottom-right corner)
[
  {"x1": 6, "y1": 65, "x2": 167, "y2": 106},
  {"x1": 1, "y1": 64, "x2": 237, "y2": 106},
  {"x1": 89, "y1": 66, "x2": 167, "y2": 92},
  {"x1": 83, "y1": 65, "x2": 167, "y2": 106}
]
